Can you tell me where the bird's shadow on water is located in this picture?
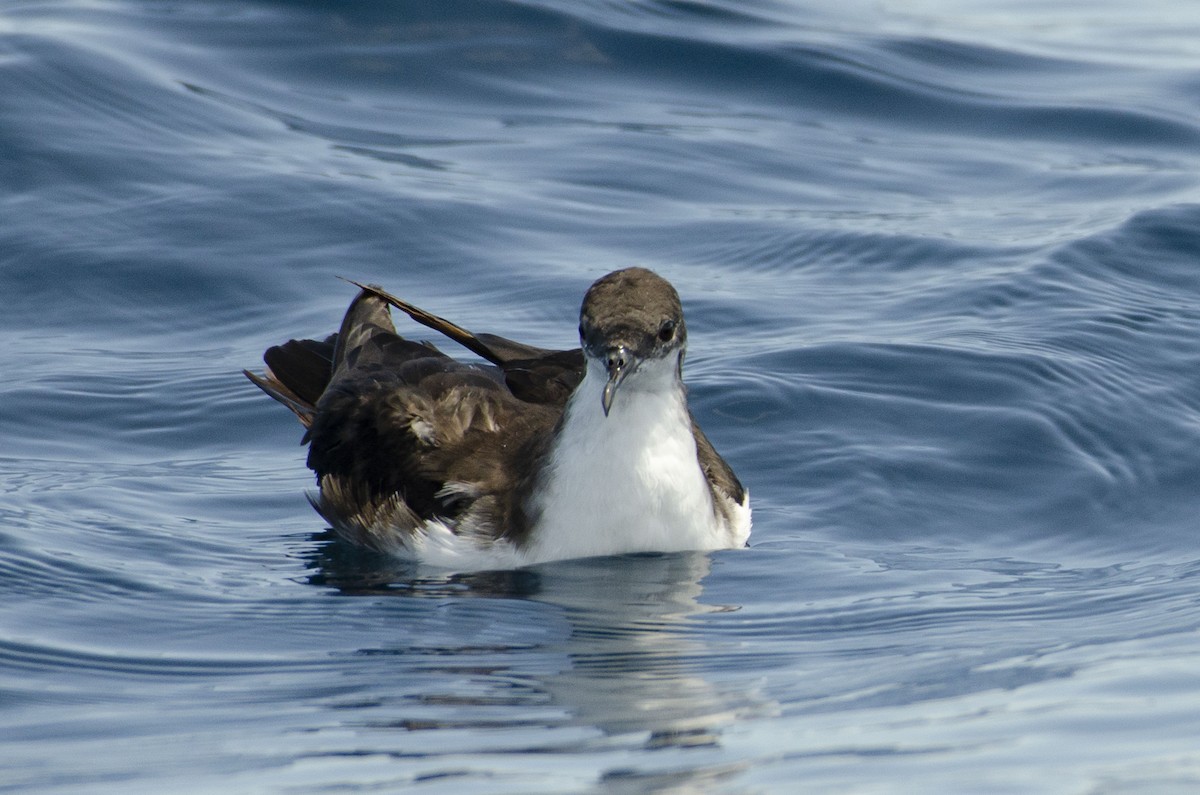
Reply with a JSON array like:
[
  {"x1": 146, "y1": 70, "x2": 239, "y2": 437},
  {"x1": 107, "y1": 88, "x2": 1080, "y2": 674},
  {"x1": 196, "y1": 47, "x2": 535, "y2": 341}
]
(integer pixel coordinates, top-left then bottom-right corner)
[
  {"x1": 300, "y1": 531, "x2": 771, "y2": 770},
  {"x1": 303, "y1": 529, "x2": 545, "y2": 597}
]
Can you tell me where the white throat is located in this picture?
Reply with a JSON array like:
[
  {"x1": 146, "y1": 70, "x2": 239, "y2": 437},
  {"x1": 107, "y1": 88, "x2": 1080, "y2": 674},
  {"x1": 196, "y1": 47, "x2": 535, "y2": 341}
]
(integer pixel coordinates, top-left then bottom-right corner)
[{"x1": 527, "y1": 352, "x2": 728, "y2": 563}]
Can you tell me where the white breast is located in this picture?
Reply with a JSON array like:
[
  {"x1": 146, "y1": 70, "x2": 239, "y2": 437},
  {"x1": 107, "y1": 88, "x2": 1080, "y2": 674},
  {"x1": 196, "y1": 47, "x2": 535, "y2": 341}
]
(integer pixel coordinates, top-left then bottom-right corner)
[{"x1": 527, "y1": 357, "x2": 743, "y2": 564}]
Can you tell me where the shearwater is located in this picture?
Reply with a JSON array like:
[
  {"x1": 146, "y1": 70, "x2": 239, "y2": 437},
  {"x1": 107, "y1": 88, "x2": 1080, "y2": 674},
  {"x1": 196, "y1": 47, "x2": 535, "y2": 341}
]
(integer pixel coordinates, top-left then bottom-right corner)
[{"x1": 246, "y1": 267, "x2": 750, "y2": 569}]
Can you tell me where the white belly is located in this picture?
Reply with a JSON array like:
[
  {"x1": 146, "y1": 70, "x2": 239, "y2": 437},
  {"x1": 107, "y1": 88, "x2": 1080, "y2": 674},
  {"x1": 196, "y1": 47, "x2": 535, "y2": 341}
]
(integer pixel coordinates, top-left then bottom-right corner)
[{"x1": 527, "y1": 365, "x2": 735, "y2": 564}]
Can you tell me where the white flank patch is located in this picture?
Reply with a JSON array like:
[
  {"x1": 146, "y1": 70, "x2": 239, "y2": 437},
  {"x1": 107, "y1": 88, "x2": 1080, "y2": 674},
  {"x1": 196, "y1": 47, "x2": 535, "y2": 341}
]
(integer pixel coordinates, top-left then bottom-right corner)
[{"x1": 406, "y1": 519, "x2": 529, "y2": 570}]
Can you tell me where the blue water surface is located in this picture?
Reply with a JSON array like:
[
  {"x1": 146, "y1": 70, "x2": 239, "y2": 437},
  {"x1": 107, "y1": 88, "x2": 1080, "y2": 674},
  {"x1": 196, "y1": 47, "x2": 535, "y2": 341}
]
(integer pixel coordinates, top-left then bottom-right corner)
[{"x1": 3, "y1": 1, "x2": 1200, "y2": 792}]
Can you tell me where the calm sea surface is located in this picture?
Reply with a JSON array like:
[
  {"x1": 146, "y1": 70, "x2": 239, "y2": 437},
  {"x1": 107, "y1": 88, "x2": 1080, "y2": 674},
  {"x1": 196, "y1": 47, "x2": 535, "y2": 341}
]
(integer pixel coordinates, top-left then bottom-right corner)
[{"x1": 3, "y1": 1, "x2": 1200, "y2": 792}]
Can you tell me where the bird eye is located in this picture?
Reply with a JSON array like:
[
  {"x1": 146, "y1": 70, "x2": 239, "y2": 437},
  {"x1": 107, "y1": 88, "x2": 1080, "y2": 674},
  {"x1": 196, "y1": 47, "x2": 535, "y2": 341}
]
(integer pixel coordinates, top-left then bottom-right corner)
[{"x1": 658, "y1": 319, "x2": 676, "y2": 343}]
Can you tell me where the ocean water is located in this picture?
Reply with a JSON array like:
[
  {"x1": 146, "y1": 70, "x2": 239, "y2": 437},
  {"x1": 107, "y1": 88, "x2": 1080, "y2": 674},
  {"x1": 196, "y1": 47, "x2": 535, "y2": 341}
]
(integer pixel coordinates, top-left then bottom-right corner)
[{"x1": 3, "y1": 0, "x2": 1200, "y2": 791}]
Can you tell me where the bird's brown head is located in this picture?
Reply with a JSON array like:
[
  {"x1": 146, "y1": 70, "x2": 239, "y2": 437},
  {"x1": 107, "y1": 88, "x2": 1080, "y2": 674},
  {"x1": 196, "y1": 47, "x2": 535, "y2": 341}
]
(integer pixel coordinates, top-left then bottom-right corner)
[{"x1": 578, "y1": 268, "x2": 687, "y2": 416}]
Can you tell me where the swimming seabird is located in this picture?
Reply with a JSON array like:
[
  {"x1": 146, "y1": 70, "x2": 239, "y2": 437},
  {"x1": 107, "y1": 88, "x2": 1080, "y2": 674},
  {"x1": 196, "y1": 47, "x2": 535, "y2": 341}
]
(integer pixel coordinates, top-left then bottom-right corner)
[{"x1": 245, "y1": 267, "x2": 750, "y2": 569}]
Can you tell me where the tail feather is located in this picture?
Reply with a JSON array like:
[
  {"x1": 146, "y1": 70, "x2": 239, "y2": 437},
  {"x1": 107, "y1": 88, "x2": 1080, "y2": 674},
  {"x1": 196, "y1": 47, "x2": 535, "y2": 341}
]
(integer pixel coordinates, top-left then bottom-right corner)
[
  {"x1": 263, "y1": 337, "x2": 335, "y2": 406},
  {"x1": 244, "y1": 367, "x2": 318, "y2": 428}
]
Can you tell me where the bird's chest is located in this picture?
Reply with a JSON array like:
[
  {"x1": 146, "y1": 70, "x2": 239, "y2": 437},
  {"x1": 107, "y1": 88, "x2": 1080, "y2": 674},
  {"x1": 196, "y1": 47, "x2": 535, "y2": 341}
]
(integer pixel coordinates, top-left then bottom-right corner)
[{"x1": 527, "y1": 391, "x2": 719, "y2": 561}]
